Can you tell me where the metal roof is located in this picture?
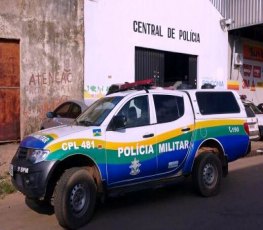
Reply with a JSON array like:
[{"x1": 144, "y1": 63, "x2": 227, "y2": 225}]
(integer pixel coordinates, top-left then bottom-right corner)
[
  {"x1": 210, "y1": 0, "x2": 263, "y2": 30},
  {"x1": 210, "y1": 0, "x2": 263, "y2": 41}
]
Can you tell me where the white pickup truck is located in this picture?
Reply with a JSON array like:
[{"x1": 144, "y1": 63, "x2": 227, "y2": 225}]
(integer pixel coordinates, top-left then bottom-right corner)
[{"x1": 10, "y1": 80, "x2": 250, "y2": 229}]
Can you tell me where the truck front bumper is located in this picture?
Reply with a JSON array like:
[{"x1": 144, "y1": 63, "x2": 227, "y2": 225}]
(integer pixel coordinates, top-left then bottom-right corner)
[{"x1": 10, "y1": 157, "x2": 56, "y2": 199}]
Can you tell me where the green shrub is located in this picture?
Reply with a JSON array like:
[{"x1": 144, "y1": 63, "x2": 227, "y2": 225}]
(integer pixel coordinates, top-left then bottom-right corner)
[{"x1": 0, "y1": 173, "x2": 16, "y2": 199}]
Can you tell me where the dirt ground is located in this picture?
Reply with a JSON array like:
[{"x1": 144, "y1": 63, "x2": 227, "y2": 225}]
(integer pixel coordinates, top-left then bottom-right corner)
[{"x1": 1, "y1": 154, "x2": 263, "y2": 230}]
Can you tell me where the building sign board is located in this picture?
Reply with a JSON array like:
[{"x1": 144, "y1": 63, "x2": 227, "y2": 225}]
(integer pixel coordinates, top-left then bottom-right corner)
[{"x1": 243, "y1": 44, "x2": 263, "y2": 62}]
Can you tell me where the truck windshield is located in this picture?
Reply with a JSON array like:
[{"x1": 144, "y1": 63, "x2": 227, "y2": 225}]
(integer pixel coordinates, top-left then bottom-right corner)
[{"x1": 75, "y1": 96, "x2": 123, "y2": 126}]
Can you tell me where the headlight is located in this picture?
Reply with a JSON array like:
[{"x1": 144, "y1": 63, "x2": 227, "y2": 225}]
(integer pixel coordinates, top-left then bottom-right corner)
[{"x1": 27, "y1": 149, "x2": 50, "y2": 164}]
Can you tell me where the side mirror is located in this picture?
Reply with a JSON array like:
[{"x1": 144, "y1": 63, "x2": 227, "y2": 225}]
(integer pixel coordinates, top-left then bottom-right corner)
[
  {"x1": 111, "y1": 115, "x2": 127, "y2": 130},
  {"x1": 46, "y1": 112, "x2": 55, "y2": 118}
]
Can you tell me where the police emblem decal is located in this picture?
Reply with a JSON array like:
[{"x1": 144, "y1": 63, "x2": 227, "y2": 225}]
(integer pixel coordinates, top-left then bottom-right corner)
[{"x1": 129, "y1": 158, "x2": 141, "y2": 176}]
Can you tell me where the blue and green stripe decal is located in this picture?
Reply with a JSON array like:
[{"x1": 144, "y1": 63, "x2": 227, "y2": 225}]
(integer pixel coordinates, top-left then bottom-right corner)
[{"x1": 42, "y1": 119, "x2": 248, "y2": 185}]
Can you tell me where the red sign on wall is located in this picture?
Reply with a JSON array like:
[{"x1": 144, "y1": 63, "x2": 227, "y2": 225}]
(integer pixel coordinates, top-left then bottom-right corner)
[
  {"x1": 243, "y1": 64, "x2": 252, "y2": 77},
  {"x1": 253, "y1": 66, "x2": 261, "y2": 78},
  {"x1": 243, "y1": 44, "x2": 263, "y2": 62}
]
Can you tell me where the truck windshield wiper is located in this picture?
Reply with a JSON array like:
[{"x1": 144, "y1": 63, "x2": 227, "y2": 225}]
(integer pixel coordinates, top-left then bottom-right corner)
[{"x1": 76, "y1": 120, "x2": 94, "y2": 126}]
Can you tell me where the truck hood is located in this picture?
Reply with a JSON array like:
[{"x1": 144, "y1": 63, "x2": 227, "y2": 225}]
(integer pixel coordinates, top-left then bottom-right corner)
[{"x1": 20, "y1": 125, "x2": 98, "y2": 149}]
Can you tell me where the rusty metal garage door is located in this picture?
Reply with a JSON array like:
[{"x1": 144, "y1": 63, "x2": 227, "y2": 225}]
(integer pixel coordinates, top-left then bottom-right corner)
[{"x1": 0, "y1": 39, "x2": 20, "y2": 142}]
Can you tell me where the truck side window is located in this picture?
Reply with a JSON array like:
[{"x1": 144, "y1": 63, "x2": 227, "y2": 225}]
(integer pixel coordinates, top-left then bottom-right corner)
[
  {"x1": 153, "y1": 95, "x2": 184, "y2": 123},
  {"x1": 196, "y1": 92, "x2": 240, "y2": 115},
  {"x1": 117, "y1": 95, "x2": 150, "y2": 128}
]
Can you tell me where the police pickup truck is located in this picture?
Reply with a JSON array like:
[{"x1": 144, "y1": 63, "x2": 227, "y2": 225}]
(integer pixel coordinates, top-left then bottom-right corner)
[{"x1": 10, "y1": 80, "x2": 250, "y2": 229}]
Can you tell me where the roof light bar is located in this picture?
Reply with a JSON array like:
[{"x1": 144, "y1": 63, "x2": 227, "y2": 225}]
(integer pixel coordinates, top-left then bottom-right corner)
[{"x1": 120, "y1": 79, "x2": 154, "y2": 90}]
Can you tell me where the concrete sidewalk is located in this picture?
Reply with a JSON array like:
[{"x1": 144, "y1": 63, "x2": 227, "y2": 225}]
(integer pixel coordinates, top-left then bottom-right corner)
[{"x1": 249, "y1": 140, "x2": 263, "y2": 157}]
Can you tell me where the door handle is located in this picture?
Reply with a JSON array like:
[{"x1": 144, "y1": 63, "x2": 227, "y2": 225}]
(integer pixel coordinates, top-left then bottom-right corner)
[
  {"x1": 181, "y1": 127, "x2": 190, "y2": 132},
  {"x1": 143, "y1": 133, "x2": 154, "y2": 138}
]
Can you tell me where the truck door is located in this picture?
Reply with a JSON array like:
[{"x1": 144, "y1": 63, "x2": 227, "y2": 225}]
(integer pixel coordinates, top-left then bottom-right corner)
[
  {"x1": 152, "y1": 93, "x2": 194, "y2": 175},
  {"x1": 105, "y1": 94, "x2": 157, "y2": 186}
]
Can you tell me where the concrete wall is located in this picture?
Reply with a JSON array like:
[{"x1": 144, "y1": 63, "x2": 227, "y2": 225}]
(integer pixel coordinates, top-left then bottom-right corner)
[{"x1": 0, "y1": 0, "x2": 84, "y2": 137}]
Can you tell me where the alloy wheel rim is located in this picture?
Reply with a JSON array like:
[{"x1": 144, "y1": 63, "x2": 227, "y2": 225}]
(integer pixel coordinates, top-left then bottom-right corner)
[{"x1": 202, "y1": 163, "x2": 217, "y2": 187}]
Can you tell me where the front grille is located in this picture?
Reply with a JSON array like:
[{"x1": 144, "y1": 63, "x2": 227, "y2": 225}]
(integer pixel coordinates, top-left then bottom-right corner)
[{"x1": 17, "y1": 147, "x2": 28, "y2": 159}]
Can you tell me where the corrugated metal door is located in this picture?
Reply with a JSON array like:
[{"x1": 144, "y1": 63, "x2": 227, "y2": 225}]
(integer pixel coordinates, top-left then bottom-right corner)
[
  {"x1": 0, "y1": 39, "x2": 20, "y2": 142},
  {"x1": 189, "y1": 56, "x2": 197, "y2": 88},
  {"x1": 135, "y1": 47, "x2": 165, "y2": 86}
]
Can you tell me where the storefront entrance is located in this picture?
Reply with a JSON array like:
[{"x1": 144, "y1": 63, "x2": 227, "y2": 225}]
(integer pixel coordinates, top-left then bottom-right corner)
[{"x1": 135, "y1": 47, "x2": 197, "y2": 88}]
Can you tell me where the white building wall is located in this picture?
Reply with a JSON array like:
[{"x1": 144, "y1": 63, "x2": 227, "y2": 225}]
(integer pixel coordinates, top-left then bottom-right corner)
[{"x1": 84, "y1": 0, "x2": 228, "y2": 101}]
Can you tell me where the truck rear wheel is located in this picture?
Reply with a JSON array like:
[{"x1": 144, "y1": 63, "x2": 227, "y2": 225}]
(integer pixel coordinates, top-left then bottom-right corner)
[
  {"x1": 54, "y1": 167, "x2": 96, "y2": 229},
  {"x1": 192, "y1": 153, "x2": 222, "y2": 197}
]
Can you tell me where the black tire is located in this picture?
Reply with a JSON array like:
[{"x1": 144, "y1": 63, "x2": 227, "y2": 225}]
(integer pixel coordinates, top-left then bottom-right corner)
[
  {"x1": 192, "y1": 153, "x2": 222, "y2": 197},
  {"x1": 54, "y1": 167, "x2": 96, "y2": 229}
]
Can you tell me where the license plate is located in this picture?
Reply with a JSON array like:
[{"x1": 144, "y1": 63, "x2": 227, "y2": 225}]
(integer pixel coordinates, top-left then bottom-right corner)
[
  {"x1": 249, "y1": 124, "x2": 255, "y2": 129},
  {"x1": 9, "y1": 164, "x2": 14, "y2": 177}
]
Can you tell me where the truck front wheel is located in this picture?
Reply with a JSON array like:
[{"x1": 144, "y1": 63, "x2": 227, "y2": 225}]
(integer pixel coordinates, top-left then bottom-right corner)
[
  {"x1": 192, "y1": 153, "x2": 222, "y2": 197},
  {"x1": 54, "y1": 167, "x2": 96, "y2": 229}
]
